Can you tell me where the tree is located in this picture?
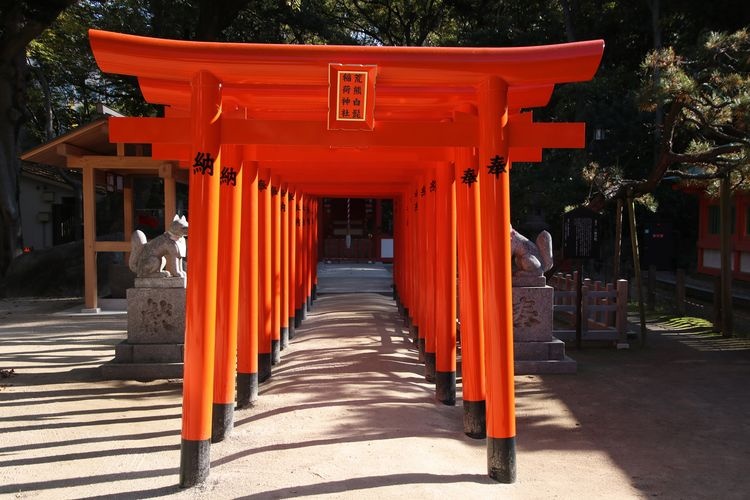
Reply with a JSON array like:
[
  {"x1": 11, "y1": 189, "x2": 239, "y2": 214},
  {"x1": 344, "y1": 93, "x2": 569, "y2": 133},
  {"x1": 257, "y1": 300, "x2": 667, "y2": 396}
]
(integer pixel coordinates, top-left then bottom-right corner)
[
  {"x1": 586, "y1": 30, "x2": 749, "y2": 208},
  {"x1": 0, "y1": 0, "x2": 79, "y2": 276},
  {"x1": 583, "y1": 28, "x2": 749, "y2": 337}
]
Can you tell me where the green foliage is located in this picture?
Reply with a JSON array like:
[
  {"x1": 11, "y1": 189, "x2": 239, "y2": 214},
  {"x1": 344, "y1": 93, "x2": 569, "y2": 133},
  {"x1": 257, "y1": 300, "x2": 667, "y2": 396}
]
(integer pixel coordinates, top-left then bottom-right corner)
[
  {"x1": 13, "y1": 1, "x2": 750, "y2": 268},
  {"x1": 640, "y1": 27, "x2": 750, "y2": 194}
]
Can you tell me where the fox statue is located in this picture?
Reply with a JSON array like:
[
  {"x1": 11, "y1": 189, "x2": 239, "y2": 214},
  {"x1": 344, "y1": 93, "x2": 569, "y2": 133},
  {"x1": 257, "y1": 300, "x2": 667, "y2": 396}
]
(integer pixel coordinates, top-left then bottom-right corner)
[
  {"x1": 510, "y1": 226, "x2": 553, "y2": 278},
  {"x1": 129, "y1": 214, "x2": 188, "y2": 278}
]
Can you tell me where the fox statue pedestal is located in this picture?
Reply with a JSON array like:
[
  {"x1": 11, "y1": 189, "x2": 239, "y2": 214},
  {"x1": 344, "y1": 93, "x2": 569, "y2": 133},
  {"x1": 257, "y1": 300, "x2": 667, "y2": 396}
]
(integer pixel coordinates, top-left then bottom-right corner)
[
  {"x1": 102, "y1": 276, "x2": 186, "y2": 380},
  {"x1": 513, "y1": 276, "x2": 576, "y2": 374}
]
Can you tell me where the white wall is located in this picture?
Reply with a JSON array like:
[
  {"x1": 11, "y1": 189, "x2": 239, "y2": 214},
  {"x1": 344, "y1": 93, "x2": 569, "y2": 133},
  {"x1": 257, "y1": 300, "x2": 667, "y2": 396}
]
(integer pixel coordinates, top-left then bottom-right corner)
[{"x1": 19, "y1": 175, "x2": 72, "y2": 250}]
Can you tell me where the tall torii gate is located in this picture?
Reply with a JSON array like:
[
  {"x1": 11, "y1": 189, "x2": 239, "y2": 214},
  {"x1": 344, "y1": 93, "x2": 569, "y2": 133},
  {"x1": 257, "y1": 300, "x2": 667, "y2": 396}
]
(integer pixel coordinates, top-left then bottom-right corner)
[{"x1": 89, "y1": 29, "x2": 603, "y2": 487}]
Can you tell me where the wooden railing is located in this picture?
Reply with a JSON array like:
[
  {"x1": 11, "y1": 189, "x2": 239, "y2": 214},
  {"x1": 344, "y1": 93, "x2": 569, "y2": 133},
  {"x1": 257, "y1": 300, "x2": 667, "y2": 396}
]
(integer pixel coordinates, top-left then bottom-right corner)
[{"x1": 549, "y1": 271, "x2": 629, "y2": 347}]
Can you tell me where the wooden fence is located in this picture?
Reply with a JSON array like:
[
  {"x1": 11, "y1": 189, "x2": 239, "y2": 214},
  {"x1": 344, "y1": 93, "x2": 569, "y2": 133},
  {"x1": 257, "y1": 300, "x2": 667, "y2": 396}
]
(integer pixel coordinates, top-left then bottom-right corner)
[{"x1": 549, "y1": 272, "x2": 630, "y2": 347}]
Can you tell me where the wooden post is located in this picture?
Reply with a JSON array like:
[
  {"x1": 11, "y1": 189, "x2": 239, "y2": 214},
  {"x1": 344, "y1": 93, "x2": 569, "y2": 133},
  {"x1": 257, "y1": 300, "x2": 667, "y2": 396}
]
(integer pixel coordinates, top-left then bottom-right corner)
[
  {"x1": 306, "y1": 197, "x2": 314, "y2": 309},
  {"x1": 280, "y1": 185, "x2": 290, "y2": 349},
  {"x1": 424, "y1": 169, "x2": 438, "y2": 383},
  {"x1": 236, "y1": 159, "x2": 259, "y2": 408},
  {"x1": 212, "y1": 144, "x2": 243, "y2": 443},
  {"x1": 627, "y1": 194, "x2": 647, "y2": 347},
  {"x1": 288, "y1": 188, "x2": 297, "y2": 338},
  {"x1": 162, "y1": 163, "x2": 177, "y2": 227},
  {"x1": 180, "y1": 70, "x2": 221, "y2": 488},
  {"x1": 719, "y1": 174, "x2": 734, "y2": 337},
  {"x1": 82, "y1": 166, "x2": 98, "y2": 312},
  {"x1": 271, "y1": 175, "x2": 282, "y2": 364},
  {"x1": 294, "y1": 192, "x2": 305, "y2": 327},
  {"x1": 616, "y1": 279, "x2": 629, "y2": 349},
  {"x1": 258, "y1": 168, "x2": 272, "y2": 382},
  {"x1": 435, "y1": 162, "x2": 457, "y2": 405},
  {"x1": 478, "y1": 76, "x2": 516, "y2": 483},
  {"x1": 676, "y1": 268, "x2": 686, "y2": 316},
  {"x1": 311, "y1": 198, "x2": 319, "y2": 301},
  {"x1": 454, "y1": 147, "x2": 486, "y2": 438},
  {"x1": 575, "y1": 263, "x2": 583, "y2": 349},
  {"x1": 713, "y1": 275, "x2": 722, "y2": 332},
  {"x1": 613, "y1": 198, "x2": 623, "y2": 280},
  {"x1": 581, "y1": 283, "x2": 590, "y2": 339},
  {"x1": 647, "y1": 264, "x2": 656, "y2": 312},
  {"x1": 123, "y1": 177, "x2": 133, "y2": 264},
  {"x1": 606, "y1": 282, "x2": 616, "y2": 327},
  {"x1": 416, "y1": 178, "x2": 427, "y2": 361}
]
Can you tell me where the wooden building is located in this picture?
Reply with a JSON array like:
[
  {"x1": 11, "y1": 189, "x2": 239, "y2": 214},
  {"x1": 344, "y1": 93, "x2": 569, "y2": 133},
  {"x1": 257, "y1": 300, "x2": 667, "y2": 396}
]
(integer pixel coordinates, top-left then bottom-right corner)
[
  {"x1": 696, "y1": 191, "x2": 750, "y2": 281},
  {"x1": 20, "y1": 116, "x2": 186, "y2": 311}
]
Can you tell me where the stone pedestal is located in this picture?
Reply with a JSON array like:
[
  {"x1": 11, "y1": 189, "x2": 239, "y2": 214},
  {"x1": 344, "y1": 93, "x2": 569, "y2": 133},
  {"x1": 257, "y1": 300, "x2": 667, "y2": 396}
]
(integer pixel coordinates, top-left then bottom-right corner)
[
  {"x1": 101, "y1": 276, "x2": 186, "y2": 380},
  {"x1": 513, "y1": 278, "x2": 576, "y2": 374}
]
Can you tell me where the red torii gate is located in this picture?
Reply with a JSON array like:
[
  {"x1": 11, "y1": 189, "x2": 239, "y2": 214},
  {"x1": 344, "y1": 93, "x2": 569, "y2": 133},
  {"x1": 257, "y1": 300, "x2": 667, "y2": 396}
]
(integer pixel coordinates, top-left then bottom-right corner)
[{"x1": 89, "y1": 29, "x2": 603, "y2": 487}]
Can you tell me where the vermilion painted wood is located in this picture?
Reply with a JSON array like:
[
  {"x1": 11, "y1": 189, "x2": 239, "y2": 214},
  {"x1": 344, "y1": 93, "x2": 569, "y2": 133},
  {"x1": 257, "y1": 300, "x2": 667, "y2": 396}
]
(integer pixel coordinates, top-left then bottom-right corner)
[
  {"x1": 288, "y1": 188, "x2": 297, "y2": 323},
  {"x1": 295, "y1": 193, "x2": 305, "y2": 319},
  {"x1": 213, "y1": 144, "x2": 243, "y2": 405},
  {"x1": 423, "y1": 167, "x2": 438, "y2": 368},
  {"x1": 182, "y1": 71, "x2": 221, "y2": 442},
  {"x1": 435, "y1": 164, "x2": 456, "y2": 373},
  {"x1": 259, "y1": 168, "x2": 273, "y2": 358},
  {"x1": 306, "y1": 198, "x2": 314, "y2": 303},
  {"x1": 478, "y1": 77, "x2": 515, "y2": 440},
  {"x1": 454, "y1": 148, "x2": 486, "y2": 404},
  {"x1": 89, "y1": 29, "x2": 602, "y2": 88},
  {"x1": 237, "y1": 160, "x2": 259, "y2": 375},
  {"x1": 280, "y1": 185, "x2": 290, "y2": 331},
  {"x1": 271, "y1": 175, "x2": 282, "y2": 346}
]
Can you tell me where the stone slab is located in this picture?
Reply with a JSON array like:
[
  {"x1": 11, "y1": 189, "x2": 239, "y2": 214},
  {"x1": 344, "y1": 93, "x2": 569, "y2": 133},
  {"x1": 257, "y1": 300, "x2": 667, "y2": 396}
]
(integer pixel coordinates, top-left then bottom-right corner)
[
  {"x1": 100, "y1": 362, "x2": 183, "y2": 381},
  {"x1": 114, "y1": 342, "x2": 133, "y2": 363},
  {"x1": 512, "y1": 285, "x2": 554, "y2": 342},
  {"x1": 132, "y1": 343, "x2": 184, "y2": 363},
  {"x1": 514, "y1": 339, "x2": 566, "y2": 361},
  {"x1": 134, "y1": 276, "x2": 186, "y2": 288},
  {"x1": 512, "y1": 275, "x2": 547, "y2": 287},
  {"x1": 515, "y1": 356, "x2": 577, "y2": 375},
  {"x1": 126, "y1": 287, "x2": 185, "y2": 344}
]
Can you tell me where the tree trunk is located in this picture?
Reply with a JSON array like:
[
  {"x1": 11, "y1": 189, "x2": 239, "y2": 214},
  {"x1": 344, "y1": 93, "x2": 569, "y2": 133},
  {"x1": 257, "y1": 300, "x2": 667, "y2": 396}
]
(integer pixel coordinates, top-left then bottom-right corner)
[
  {"x1": 648, "y1": 0, "x2": 663, "y2": 166},
  {"x1": 627, "y1": 194, "x2": 647, "y2": 347},
  {"x1": 0, "y1": 0, "x2": 77, "y2": 276},
  {"x1": 0, "y1": 52, "x2": 26, "y2": 276}
]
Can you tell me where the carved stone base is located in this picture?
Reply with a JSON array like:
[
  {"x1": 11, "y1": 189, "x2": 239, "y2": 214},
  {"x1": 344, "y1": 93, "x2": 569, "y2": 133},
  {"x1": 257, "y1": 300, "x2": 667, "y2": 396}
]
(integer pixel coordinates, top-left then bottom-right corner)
[
  {"x1": 102, "y1": 284, "x2": 186, "y2": 380},
  {"x1": 126, "y1": 286, "x2": 185, "y2": 344},
  {"x1": 512, "y1": 285, "x2": 576, "y2": 374}
]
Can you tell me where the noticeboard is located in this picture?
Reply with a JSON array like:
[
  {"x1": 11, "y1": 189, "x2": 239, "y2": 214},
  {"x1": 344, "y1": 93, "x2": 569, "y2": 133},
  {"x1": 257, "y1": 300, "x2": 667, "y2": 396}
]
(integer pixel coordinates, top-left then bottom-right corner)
[{"x1": 562, "y1": 207, "x2": 600, "y2": 259}]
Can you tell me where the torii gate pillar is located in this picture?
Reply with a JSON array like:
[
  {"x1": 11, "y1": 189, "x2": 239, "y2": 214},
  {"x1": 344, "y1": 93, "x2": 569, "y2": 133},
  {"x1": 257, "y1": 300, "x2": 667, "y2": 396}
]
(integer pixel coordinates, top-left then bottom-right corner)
[
  {"x1": 180, "y1": 70, "x2": 222, "y2": 488},
  {"x1": 478, "y1": 76, "x2": 516, "y2": 482}
]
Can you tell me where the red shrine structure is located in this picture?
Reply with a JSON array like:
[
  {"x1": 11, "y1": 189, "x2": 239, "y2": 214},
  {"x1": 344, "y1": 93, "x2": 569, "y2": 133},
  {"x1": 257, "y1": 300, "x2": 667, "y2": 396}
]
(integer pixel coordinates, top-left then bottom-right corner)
[{"x1": 88, "y1": 29, "x2": 604, "y2": 487}]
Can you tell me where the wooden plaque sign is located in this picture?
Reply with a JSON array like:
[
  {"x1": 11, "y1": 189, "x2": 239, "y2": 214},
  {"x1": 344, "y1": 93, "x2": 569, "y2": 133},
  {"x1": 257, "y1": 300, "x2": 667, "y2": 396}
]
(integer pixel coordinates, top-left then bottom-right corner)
[{"x1": 328, "y1": 64, "x2": 377, "y2": 130}]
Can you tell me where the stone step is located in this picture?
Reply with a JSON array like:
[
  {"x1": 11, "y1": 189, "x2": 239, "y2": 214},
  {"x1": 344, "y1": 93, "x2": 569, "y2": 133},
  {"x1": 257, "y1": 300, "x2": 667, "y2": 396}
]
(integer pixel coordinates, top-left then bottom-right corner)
[
  {"x1": 114, "y1": 341, "x2": 184, "y2": 363},
  {"x1": 515, "y1": 357, "x2": 577, "y2": 375},
  {"x1": 513, "y1": 339, "x2": 567, "y2": 361},
  {"x1": 100, "y1": 361, "x2": 183, "y2": 381}
]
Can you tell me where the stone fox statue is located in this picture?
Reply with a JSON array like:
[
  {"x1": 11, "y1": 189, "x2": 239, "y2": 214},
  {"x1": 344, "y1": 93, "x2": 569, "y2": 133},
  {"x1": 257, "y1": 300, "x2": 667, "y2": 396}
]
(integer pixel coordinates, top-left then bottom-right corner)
[
  {"x1": 510, "y1": 226, "x2": 553, "y2": 277},
  {"x1": 129, "y1": 215, "x2": 188, "y2": 278}
]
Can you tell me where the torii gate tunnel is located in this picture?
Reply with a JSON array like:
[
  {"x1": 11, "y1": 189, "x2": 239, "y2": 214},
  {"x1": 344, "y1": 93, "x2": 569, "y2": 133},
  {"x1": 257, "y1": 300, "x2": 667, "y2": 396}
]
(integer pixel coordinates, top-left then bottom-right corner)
[{"x1": 89, "y1": 29, "x2": 603, "y2": 487}]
